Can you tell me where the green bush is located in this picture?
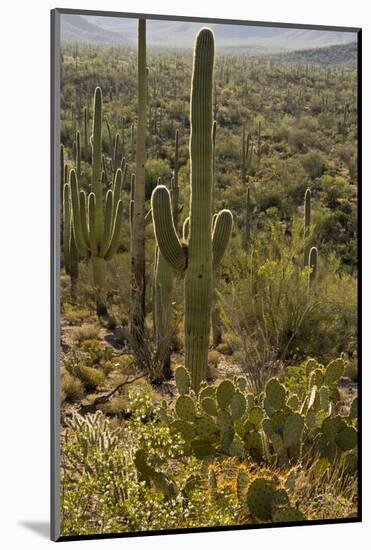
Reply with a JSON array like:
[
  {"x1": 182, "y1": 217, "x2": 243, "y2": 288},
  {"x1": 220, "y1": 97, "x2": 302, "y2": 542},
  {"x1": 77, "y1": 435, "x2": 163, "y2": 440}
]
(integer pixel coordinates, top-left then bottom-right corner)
[
  {"x1": 301, "y1": 151, "x2": 325, "y2": 179},
  {"x1": 75, "y1": 365, "x2": 105, "y2": 391}
]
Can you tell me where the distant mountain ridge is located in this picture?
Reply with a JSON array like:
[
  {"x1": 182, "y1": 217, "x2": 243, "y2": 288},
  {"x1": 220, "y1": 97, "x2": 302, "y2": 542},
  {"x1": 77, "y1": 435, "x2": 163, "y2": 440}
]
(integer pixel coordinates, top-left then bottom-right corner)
[
  {"x1": 61, "y1": 14, "x2": 356, "y2": 54},
  {"x1": 266, "y1": 41, "x2": 357, "y2": 66}
]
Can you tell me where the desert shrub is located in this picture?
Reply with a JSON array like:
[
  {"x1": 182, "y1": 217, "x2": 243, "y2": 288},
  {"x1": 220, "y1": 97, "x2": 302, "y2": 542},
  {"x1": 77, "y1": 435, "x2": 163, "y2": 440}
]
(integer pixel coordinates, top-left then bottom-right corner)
[
  {"x1": 288, "y1": 128, "x2": 312, "y2": 152},
  {"x1": 71, "y1": 323, "x2": 100, "y2": 343},
  {"x1": 208, "y1": 350, "x2": 219, "y2": 366},
  {"x1": 75, "y1": 365, "x2": 105, "y2": 391},
  {"x1": 61, "y1": 370, "x2": 84, "y2": 403},
  {"x1": 319, "y1": 175, "x2": 353, "y2": 208},
  {"x1": 301, "y1": 151, "x2": 325, "y2": 179},
  {"x1": 216, "y1": 342, "x2": 233, "y2": 356},
  {"x1": 221, "y1": 218, "x2": 357, "y2": 378},
  {"x1": 62, "y1": 303, "x2": 91, "y2": 325},
  {"x1": 79, "y1": 340, "x2": 115, "y2": 374}
]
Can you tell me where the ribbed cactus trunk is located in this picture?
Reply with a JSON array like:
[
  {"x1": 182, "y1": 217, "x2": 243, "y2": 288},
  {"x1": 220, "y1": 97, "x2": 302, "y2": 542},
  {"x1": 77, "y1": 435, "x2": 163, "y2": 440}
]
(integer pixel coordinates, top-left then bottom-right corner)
[
  {"x1": 153, "y1": 178, "x2": 173, "y2": 379},
  {"x1": 76, "y1": 130, "x2": 81, "y2": 178},
  {"x1": 172, "y1": 130, "x2": 180, "y2": 230},
  {"x1": 304, "y1": 188, "x2": 311, "y2": 266},
  {"x1": 91, "y1": 87, "x2": 106, "y2": 317},
  {"x1": 153, "y1": 247, "x2": 173, "y2": 378},
  {"x1": 244, "y1": 186, "x2": 251, "y2": 252},
  {"x1": 60, "y1": 144, "x2": 65, "y2": 256},
  {"x1": 211, "y1": 120, "x2": 222, "y2": 347},
  {"x1": 63, "y1": 182, "x2": 78, "y2": 299},
  {"x1": 185, "y1": 29, "x2": 214, "y2": 391},
  {"x1": 92, "y1": 87, "x2": 103, "y2": 249},
  {"x1": 151, "y1": 28, "x2": 233, "y2": 392},
  {"x1": 308, "y1": 246, "x2": 318, "y2": 291},
  {"x1": 256, "y1": 121, "x2": 262, "y2": 171},
  {"x1": 241, "y1": 123, "x2": 247, "y2": 184},
  {"x1": 83, "y1": 106, "x2": 88, "y2": 161},
  {"x1": 130, "y1": 18, "x2": 147, "y2": 347}
]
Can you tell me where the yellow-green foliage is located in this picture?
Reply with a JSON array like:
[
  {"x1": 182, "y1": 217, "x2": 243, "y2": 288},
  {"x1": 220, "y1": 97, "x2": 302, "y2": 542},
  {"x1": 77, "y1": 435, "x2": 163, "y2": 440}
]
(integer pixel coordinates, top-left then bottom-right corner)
[
  {"x1": 75, "y1": 365, "x2": 105, "y2": 391},
  {"x1": 61, "y1": 371, "x2": 84, "y2": 403},
  {"x1": 62, "y1": 303, "x2": 91, "y2": 325},
  {"x1": 71, "y1": 323, "x2": 101, "y2": 343}
]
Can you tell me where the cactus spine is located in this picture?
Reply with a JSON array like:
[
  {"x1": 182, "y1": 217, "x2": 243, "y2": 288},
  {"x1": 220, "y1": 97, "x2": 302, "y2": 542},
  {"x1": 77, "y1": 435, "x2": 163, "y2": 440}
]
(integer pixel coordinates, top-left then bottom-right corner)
[
  {"x1": 70, "y1": 87, "x2": 124, "y2": 317},
  {"x1": 130, "y1": 19, "x2": 147, "y2": 346},
  {"x1": 304, "y1": 188, "x2": 311, "y2": 266},
  {"x1": 151, "y1": 28, "x2": 233, "y2": 391}
]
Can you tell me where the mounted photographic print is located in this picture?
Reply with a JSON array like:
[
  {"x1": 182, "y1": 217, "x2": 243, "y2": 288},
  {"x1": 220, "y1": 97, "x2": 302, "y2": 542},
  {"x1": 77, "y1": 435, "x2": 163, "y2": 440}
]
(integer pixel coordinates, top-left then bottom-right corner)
[{"x1": 51, "y1": 8, "x2": 361, "y2": 541}]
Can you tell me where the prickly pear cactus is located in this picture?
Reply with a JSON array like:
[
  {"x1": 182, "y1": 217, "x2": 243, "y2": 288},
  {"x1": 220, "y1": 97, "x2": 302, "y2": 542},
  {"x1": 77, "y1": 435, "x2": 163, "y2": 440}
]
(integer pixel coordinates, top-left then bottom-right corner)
[
  {"x1": 245, "y1": 477, "x2": 306, "y2": 523},
  {"x1": 262, "y1": 377, "x2": 305, "y2": 465},
  {"x1": 175, "y1": 366, "x2": 191, "y2": 395}
]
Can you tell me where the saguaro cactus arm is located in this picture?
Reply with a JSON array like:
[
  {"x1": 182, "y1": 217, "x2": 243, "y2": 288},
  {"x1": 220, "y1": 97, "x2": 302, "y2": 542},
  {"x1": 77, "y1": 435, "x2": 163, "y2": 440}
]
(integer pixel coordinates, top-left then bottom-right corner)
[
  {"x1": 63, "y1": 183, "x2": 72, "y2": 270},
  {"x1": 91, "y1": 87, "x2": 103, "y2": 245},
  {"x1": 70, "y1": 170, "x2": 89, "y2": 257},
  {"x1": 151, "y1": 185, "x2": 187, "y2": 271},
  {"x1": 183, "y1": 216, "x2": 190, "y2": 241},
  {"x1": 101, "y1": 190, "x2": 113, "y2": 256},
  {"x1": 79, "y1": 191, "x2": 90, "y2": 249},
  {"x1": 304, "y1": 187, "x2": 312, "y2": 266},
  {"x1": 212, "y1": 209, "x2": 233, "y2": 268},
  {"x1": 88, "y1": 193, "x2": 98, "y2": 256},
  {"x1": 308, "y1": 246, "x2": 318, "y2": 286},
  {"x1": 104, "y1": 200, "x2": 124, "y2": 260}
]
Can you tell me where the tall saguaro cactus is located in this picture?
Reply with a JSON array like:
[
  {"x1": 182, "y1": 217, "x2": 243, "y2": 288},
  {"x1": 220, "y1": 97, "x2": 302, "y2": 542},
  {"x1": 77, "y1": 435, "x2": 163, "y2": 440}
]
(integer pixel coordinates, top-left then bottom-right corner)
[
  {"x1": 130, "y1": 18, "x2": 147, "y2": 346},
  {"x1": 304, "y1": 188, "x2": 311, "y2": 266},
  {"x1": 151, "y1": 28, "x2": 233, "y2": 391},
  {"x1": 70, "y1": 87, "x2": 124, "y2": 318},
  {"x1": 211, "y1": 120, "x2": 222, "y2": 347},
  {"x1": 244, "y1": 185, "x2": 252, "y2": 252},
  {"x1": 172, "y1": 129, "x2": 180, "y2": 230},
  {"x1": 63, "y1": 181, "x2": 79, "y2": 299},
  {"x1": 83, "y1": 106, "x2": 89, "y2": 161}
]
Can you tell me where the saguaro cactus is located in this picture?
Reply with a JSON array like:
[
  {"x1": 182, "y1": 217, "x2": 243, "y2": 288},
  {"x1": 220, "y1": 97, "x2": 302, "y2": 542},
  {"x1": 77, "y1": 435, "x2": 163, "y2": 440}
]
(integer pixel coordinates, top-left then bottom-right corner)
[
  {"x1": 256, "y1": 120, "x2": 262, "y2": 171},
  {"x1": 241, "y1": 123, "x2": 253, "y2": 184},
  {"x1": 304, "y1": 188, "x2": 311, "y2": 266},
  {"x1": 151, "y1": 28, "x2": 233, "y2": 391},
  {"x1": 130, "y1": 18, "x2": 147, "y2": 346},
  {"x1": 83, "y1": 106, "x2": 89, "y2": 161},
  {"x1": 75, "y1": 130, "x2": 81, "y2": 178},
  {"x1": 308, "y1": 246, "x2": 318, "y2": 289},
  {"x1": 63, "y1": 180, "x2": 79, "y2": 298},
  {"x1": 172, "y1": 129, "x2": 180, "y2": 230},
  {"x1": 153, "y1": 181, "x2": 174, "y2": 378},
  {"x1": 211, "y1": 120, "x2": 222, "y2": 347},
  {"x1": 70, "y1": 87, "x2": 124, "y2": 317},
  {"x1": 244, "y1": 186, "x2": 251, "y2": 252}
]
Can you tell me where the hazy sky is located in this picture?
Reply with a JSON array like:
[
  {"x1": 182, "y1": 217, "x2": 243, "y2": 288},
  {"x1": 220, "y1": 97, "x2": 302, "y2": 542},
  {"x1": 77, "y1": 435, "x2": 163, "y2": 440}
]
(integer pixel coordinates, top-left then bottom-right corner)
[{"x1": 61, "y1": 14, "x2": 357, "y2": 51}]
